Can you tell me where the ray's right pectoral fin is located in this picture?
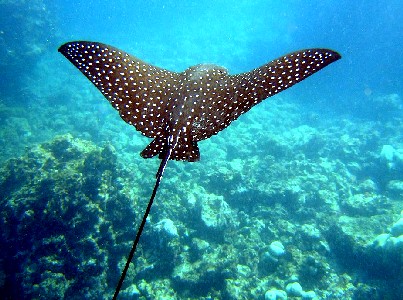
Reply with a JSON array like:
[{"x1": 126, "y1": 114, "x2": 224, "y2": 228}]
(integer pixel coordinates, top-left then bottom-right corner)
[
  {"x1": 141, "y1": 136, "x2": 200, "y2": 162},
  {"x1": 239, "y1": 48, "x2": 341, "y2": 103}
]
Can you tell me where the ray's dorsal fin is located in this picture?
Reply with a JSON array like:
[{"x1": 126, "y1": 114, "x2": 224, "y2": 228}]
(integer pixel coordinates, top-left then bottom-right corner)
[{"x1": 59, "y1": 41, "x2": 340, "y2": 299}]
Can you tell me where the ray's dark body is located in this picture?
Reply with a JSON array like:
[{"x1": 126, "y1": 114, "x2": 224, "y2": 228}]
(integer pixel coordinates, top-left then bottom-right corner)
[{"x1": 59, "y1": 41, "x2": 340, "y2": 298}]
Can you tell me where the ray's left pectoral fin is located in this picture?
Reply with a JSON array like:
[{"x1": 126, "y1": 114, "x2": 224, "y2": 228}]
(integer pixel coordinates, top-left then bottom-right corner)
[
  {"x1": 234, "y1": 48, "x2": 341, "y2": 106},
  {"x1": 58, "y1": 41, "x2": 179, "y2": 139}
]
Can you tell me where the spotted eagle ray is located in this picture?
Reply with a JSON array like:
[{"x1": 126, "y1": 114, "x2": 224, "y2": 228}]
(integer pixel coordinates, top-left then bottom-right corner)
[{"x1": 58, "y1": 41, "x2": 340, "y2": 298}]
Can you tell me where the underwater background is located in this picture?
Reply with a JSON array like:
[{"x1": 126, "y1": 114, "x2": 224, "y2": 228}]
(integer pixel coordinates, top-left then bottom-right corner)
[{"x1": 0, "y1": 0, "x2": 402, "y2": 299}]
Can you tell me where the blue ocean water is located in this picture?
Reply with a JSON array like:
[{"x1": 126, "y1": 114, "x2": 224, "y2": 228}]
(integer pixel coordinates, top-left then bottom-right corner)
[{"x1": 0, "y1": 0, "x2": 402, "y2": 299}]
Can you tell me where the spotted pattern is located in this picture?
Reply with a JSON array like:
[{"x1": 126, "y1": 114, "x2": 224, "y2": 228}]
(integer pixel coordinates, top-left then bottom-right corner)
[{"x1": 59, "y1": 41, "x2": 340, "y2": 162}]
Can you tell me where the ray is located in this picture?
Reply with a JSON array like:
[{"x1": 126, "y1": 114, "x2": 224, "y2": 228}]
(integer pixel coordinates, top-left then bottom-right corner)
[{"x1": 58, "y1": 41, "x2": 341, "y2": 298}]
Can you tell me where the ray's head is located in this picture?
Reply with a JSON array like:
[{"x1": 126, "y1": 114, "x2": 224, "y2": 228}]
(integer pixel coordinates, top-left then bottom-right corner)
[{"x1": 183, "y1": 64, "x2": 228, "y2": 81}]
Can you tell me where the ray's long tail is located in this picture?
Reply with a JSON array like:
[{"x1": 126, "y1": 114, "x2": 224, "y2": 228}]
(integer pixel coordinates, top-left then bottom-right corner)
[{"x1": 113, "y1": 149, "x2": 172, "y2": 299}]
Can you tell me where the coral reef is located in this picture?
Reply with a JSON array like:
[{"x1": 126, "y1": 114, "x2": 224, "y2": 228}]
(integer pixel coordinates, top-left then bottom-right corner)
[
  {"x1": 0, "y1": 134, "x2": 135, "y2": 298},
  {"x1": 1, "y1": 95, "x2": 402, "y2": 299}
]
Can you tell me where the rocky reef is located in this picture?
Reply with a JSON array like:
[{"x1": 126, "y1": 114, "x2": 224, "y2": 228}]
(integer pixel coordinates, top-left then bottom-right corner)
[
  {"x1": 1, "y1": 95, "x2": 401, "y2": 299},
  {"x1": 0, "y1": 134, "x2": 136, "y2": 299}
]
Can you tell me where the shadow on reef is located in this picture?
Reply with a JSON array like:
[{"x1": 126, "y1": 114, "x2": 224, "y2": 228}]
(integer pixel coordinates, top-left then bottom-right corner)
[
  {"x1": 0, "y1": 134, "x2": 135, "y2": 299},
  {"x1": 324, "y1": 219, "x2": 403, "y2": 299}
]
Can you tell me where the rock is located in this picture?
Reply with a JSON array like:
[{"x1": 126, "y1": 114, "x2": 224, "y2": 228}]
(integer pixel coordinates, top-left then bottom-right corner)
[
  {"x1": 269, "y1": 241, "x2": 286, "y2": 257},
  {"x1": 341, "y1": 193, "x2": 386, "y2": 216},
  {"x1": 300, "y1": 224, "x2": 321, "y2": 240},
  {"x1": 358, "y1": 179, "x2": 378, "y2": 193},
  {"x1": 120, "y1": 284, "x2": 140, "y2": 300},
  {"x1": 265, "y1": 288, "x2": 288, "y2": 300},
  {"x1": 390, "y1": 217, "x2": 403, "y2": 236},
  {"x1": 261, "y1": 241, "x2": 286, "y2": 268},
  {"x1": 226, "y1": 278, "x2": 252, "y2": 299},
  {"x1": 192, "y1": 238, "x2": 210, "y2": 253},
  {"x1": 285, "y1": 282, "x2": 303, "y2": 297},
  {"x1": 362, "y1": 217, "x2": 403, "y2": 284},
  {"x1": 172, "y1": 242, "x2": 231, "y2": 293},
  {"x1": 301, "y1": 290, "x2": 317, "y2": 299},
  {"x1": 236, "y1": 264, "x2": 251, "y2": 277},
  {"x1": 371, "y1": 216, "x2": 403, "y2": 252},
  {"x1": 372, "y1": 233, "x2": 391, "y2": 248},
  {"x1": 380, "y1": 145, "x2": 395, "y2": 162},
  {"x1": 392, "y1": 235, "x2": 403, "y2": 247},
  {"x1": 386, "y1": 180, "x2": 403, "y2": 198},
  {"x1": 155, "y1": 218, "x2": 179, "y2": 238},
  {"x1": 199, "y1": 193, "x2": 235, "y2": 230},
  {"x1": 380, "y1": 145, "x2": 403, "y2": 171}
]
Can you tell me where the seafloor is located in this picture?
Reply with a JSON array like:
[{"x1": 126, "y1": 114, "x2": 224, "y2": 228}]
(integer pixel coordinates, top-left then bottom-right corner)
[
  {"x1": 1, "y1": 92, "x2": 402, "y2": 299},
  {"x1": 0, "y1": 1, "x2": 402, "y2": 299}
]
